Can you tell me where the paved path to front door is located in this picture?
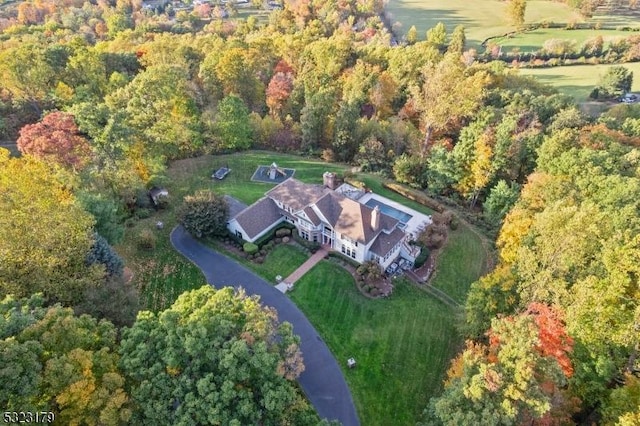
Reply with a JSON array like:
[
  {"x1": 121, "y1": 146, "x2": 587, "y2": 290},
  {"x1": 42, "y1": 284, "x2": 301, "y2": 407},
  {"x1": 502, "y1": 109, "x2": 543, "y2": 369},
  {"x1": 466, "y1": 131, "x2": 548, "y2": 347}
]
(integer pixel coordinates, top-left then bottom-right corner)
[
  {"x1": 170, "y1": 227, "x2": 359, "y2": 426},
  {"x1": 279, "y1": 246, "x2": 328, "y2": 291}
]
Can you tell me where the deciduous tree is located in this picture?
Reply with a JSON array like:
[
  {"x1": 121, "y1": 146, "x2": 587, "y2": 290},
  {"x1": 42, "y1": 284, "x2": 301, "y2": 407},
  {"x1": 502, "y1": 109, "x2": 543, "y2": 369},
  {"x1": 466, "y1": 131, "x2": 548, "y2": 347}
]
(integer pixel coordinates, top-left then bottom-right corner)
[
  {"x1": 212, "y1": 95, "x2": 253, "y2": 150},
  {"x1": 178, "y1": 190, "x2": 229, "y2": 238},
  {"x1": 17, "y1": 111, "x2": 91, "y2": 170},
  {"x1": 119, "y1": 286, "x2": 316, "y2": 425},
  {"x1": 0, "y1": 151, "x2": 103, "y2": 304}
]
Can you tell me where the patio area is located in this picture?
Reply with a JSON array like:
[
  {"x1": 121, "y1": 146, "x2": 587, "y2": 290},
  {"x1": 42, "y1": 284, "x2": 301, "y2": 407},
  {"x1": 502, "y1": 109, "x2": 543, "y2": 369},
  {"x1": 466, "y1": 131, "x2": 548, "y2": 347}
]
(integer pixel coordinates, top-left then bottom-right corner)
[{"x1": 358, "y1": 193, "x2": 432, "y2": 240}]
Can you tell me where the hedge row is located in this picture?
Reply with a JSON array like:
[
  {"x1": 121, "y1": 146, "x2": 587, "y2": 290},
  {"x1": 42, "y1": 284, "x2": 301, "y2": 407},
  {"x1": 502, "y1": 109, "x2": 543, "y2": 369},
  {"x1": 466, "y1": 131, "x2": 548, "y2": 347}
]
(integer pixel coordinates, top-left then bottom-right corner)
[{"x1": 382, "y1": 182, "x2": 445, "y2": 213}]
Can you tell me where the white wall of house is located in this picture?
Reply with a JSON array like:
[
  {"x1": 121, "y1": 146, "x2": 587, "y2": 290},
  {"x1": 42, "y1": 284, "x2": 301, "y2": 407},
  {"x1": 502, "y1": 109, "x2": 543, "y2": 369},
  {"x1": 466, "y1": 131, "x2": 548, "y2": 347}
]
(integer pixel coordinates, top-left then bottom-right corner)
[
  {"x1": 335, "y1": 233, "x2": 366, "y2": 262},
  {"x1": 227, "y1": 219, "x2": 247, "y2": 241},
  {"x1": 227, "y1": 217, "x2": 284, "y2": 243}
]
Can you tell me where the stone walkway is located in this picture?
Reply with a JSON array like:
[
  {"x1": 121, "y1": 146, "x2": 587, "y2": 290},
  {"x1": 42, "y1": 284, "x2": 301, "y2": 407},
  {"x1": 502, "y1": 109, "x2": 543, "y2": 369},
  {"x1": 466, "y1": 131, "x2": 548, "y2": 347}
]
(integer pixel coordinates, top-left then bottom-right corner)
[{"x1": 277, "y1": 246, "x2": 328, "y2": 293}]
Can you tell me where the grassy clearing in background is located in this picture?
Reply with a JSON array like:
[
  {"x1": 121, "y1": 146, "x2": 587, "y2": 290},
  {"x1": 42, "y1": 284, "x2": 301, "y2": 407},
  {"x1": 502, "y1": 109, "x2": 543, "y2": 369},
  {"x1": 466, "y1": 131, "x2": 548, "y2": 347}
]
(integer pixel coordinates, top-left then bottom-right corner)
[
  {"x1": 385, "y1": 0, "x2": 581, "y2": 48},
  {"x1": 290, "y1": 263, "x2": 462, "y2": 426},
  {"x1": 518, "y1": 62, "x2": 640, "y2": 101},
  {"x1": 494, "y1": 28, "x2": 630, "y2": 53}
]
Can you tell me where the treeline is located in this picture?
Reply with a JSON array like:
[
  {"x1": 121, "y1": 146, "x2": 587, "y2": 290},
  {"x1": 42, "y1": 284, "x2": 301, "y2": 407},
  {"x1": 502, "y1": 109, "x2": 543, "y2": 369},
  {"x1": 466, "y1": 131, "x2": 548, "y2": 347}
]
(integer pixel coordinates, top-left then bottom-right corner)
[
  {"x1": 1, "y1": 287, "x2": 317, "y2": 424},
  {"x1": 424, "y1": 118, "x2": 640, "y2": 423}
]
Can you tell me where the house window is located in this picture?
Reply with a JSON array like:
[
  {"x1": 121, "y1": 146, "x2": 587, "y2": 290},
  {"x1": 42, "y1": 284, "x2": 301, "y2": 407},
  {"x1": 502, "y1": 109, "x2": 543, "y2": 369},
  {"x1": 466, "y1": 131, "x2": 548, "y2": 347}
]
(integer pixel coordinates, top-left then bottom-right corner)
[
  {"x1": 301, "y1": 231, "x2": 309, "y2": 240},
  {"x1": 236, "y1": 231, "x2": 243, "y2": 239},
  {"x1": 341, "y1": 244, "x2": 356, "y2": 259},
  {"x1": 313, "y1": 235, "x2": 318, "y2": 242}
]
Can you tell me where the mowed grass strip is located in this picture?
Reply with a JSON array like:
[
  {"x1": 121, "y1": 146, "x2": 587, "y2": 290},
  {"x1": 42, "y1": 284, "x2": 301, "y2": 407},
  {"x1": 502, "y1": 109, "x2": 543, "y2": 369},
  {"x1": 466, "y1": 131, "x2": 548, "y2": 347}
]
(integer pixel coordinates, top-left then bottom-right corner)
[
  {"x1": 430, "y1": 224, "x2": 486, "y2": 303},
  {"x1": 290, "y1": 262, "x2": 461, "y2": 426}
]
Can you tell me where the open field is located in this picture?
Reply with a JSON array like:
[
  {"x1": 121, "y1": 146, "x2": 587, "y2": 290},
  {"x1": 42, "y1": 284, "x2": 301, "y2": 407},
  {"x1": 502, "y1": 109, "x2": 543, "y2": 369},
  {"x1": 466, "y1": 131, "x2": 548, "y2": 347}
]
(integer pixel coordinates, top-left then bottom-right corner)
[
  {"x1": 290, "y1": 264, "x2": 462, "y2": 426},
  {"x1": 494, "y1": 28, "x2": 631, "y2": 53},
  {"x1": 519, "y1": 62, "x2": 640, "y2": 101},
  {"x1": 385, "y1": 0, "x2": 581, "y2": 49},
  {"x1": 116, "y1": 151, "x2": 489, "y2": 423}
]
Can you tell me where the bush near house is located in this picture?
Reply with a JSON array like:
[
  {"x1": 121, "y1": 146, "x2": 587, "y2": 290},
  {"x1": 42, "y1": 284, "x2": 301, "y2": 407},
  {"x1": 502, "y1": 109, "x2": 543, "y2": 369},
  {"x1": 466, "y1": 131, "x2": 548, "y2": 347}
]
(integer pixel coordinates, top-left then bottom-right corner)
[
  {"x1": 275, "y1": 228, "x2": 292, "y2": 237},
  {"x1": 243, "y1": 242, "x2": 259, "y2": 254}
]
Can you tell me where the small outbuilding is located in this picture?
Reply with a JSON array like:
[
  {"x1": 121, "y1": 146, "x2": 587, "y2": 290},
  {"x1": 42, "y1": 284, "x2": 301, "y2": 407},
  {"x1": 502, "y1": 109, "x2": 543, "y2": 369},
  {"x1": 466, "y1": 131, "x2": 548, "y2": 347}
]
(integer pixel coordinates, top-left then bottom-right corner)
[{"x1": 148, "y1": 187, "x2": 169, "y2": 208}]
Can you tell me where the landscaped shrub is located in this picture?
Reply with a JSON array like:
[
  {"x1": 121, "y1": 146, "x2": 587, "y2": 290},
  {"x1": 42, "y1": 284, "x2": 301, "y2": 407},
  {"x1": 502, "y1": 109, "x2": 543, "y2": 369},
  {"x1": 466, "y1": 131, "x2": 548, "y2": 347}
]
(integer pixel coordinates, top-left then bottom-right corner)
[
  {"x1": 255, "y1": 256, "x2": 264, "y2": 264},
  {"x1": 135, "y1": 208, "x2": 152, "y2": 219},
  {"x1": 282, "y1": 236, "x2": 290, "y2": 243},
  {"x1": 414, "y1": 246, "x2": 429, "y2": 269},
  {"x1": 275, "y1": 228, "x2": 291, "y2": 237},
  {"x1": 243, "y1": 242, "x2": 259, "y2": 254},
  {"x1": 137, "y1": 229, "x2": 157, "y2": 251}
]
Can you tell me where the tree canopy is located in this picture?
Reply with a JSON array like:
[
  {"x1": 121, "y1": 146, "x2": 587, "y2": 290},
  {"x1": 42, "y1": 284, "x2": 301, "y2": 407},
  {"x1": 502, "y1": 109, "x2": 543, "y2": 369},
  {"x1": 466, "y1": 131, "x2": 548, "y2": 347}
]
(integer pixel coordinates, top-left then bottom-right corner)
[
  {"x1": 119, "y1": 286, "x2": 315, "y2": 425},
  {"x1": 0, "y1": 151, "x2": 103, "y2": 304}
]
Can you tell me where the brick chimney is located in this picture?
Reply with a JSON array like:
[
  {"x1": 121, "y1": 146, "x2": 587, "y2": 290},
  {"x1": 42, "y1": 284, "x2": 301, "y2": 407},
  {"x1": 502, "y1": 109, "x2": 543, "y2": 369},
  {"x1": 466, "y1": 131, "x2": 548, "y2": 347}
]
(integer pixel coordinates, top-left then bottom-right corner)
[
  {"x1": 323, "y1": 171, "x2": 337, "y2": 189},
  {"x1": 371, "y1": 205, "x2": 380, "y2": 231}
]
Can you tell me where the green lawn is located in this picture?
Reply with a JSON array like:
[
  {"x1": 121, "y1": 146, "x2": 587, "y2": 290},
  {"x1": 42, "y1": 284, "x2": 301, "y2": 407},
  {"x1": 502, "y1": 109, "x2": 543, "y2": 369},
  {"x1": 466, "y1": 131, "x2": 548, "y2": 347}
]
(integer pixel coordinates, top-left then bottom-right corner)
[
  {"x1": 519, "y1": 62, "x2": 640, "y2": 101},
  {"x1": 385, "y1": 0, "x2": 581, "y2": 49},
  {"x1": 494, "y1": 28, "x2": 630, "y2": 53},
  {"x1": 430, "y1": 225, "x2": 486, "y2": 303},
  {"x1": 169, "y1": 151, "x2": 348, "y2": 205},
  {"x1": 116, "y1": 216, "x2": 206, "y2": 312},
  {"x1": 209, "y1": 241, "x2": 309, "y2": 284},
  {"x1": 290, "y1": 262, "x2": 462, "y2": 426}
]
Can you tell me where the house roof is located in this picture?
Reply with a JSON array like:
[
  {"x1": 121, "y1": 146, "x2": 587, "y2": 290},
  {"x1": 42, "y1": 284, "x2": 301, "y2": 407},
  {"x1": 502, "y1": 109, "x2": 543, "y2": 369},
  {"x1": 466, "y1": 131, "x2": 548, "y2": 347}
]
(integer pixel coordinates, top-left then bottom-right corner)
[
  {"x1": 315, "y1": 193, "x2": 398, "y2": 244},
  {"x1": 369, "y1": 228, "x2": 405, "y2": 257},
  {"x1": 266, "y1": 178, "x2": 328, "y2": 211},
  {"x1": 223, "y1": 195, "x2": 248, "y2": 219},
  {"x1": 303, "y1": 206, "x2": 321, "y2": 226},
  {"x1": 234, "y1": 197, "x2": 282, "y2": 240}
]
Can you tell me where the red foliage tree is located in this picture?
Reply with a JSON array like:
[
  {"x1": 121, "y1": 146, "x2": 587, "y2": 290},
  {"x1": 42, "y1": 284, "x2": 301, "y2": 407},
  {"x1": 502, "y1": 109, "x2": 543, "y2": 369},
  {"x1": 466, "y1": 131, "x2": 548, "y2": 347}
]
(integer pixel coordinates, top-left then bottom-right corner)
[
  {"x1": 266, "y1": 62, "x2": 294, "y2": 118},
  {"x1": 17, "y1": 112, "x2": 92, "y2": 170},
  {"x1": 525, "y1": 302, "x2": 574, "y2": 377}
]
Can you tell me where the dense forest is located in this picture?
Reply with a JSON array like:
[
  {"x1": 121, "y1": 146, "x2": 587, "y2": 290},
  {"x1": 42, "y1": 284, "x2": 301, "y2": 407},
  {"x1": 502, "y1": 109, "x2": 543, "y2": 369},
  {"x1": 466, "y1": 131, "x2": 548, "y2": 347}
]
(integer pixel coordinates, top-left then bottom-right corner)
[{"x1": 1, "y1": 0, "x2": 639, "y2": 423}]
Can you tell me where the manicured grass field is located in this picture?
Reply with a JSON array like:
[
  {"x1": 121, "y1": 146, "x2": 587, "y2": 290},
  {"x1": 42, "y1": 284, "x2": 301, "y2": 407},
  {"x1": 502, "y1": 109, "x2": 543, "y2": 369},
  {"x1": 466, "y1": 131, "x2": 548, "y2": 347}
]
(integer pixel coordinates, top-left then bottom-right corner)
[
  {"x1": 385, "y1": 0, "x2": 581, "y2": 48},
  {"x1": 290, "y1": 263, "x2": 462, "y2": 426},
  {"x1": 430, "y1": 225, "x2": 486, "y2": 303},
  {"x1": 209, "y1": 241, "x2": 309, "y2": 283},
  {"x1": 519, "y1": 62, "x2": 640, "y2": 101}
]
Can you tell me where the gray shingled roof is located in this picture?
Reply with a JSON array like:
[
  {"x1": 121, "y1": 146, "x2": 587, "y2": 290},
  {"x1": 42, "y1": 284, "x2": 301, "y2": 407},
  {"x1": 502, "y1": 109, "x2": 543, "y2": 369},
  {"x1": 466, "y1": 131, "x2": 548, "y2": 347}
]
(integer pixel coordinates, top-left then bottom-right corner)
[
  {"x1": 303, "y1": 206, "x2": 321, "y2": 226},
  {"x1": 234, "y1": 197, "x2": 283, "y2": 240},
  {"x1": 315, "y1": 193, "x2": 398, "y2": 244},
  {"x1": 369, "y1": 228, "x2": 405, "y2": 257},
  {"x1": 266, "y1": 178, "x2": 328, "y2": 211},
  {"x1": 223, "y1": 195, "x2": 248, "y2": 219}
]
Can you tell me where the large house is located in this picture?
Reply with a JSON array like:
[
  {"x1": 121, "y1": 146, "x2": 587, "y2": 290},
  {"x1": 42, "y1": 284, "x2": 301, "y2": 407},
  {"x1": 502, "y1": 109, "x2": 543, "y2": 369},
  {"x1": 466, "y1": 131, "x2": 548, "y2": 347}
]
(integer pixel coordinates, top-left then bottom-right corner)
[{"x1": 227, "y1": 173, "x2": 423, "y2": 269}]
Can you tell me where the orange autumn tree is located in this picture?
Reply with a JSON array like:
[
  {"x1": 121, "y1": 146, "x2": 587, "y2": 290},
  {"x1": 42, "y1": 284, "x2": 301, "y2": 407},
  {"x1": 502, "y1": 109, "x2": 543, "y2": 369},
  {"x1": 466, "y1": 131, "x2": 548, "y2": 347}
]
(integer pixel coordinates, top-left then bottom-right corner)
[{"x1": 427, "y1": 303, "x2": 577, "y2": 425}]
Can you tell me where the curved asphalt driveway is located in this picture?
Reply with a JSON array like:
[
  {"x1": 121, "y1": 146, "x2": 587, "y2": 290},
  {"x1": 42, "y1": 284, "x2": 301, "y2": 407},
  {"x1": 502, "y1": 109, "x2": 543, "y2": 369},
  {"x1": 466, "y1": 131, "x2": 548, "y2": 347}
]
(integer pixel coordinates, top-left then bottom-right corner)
[{"x1": 171, "y1": 226, "x2": 360, "y2": 426}]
